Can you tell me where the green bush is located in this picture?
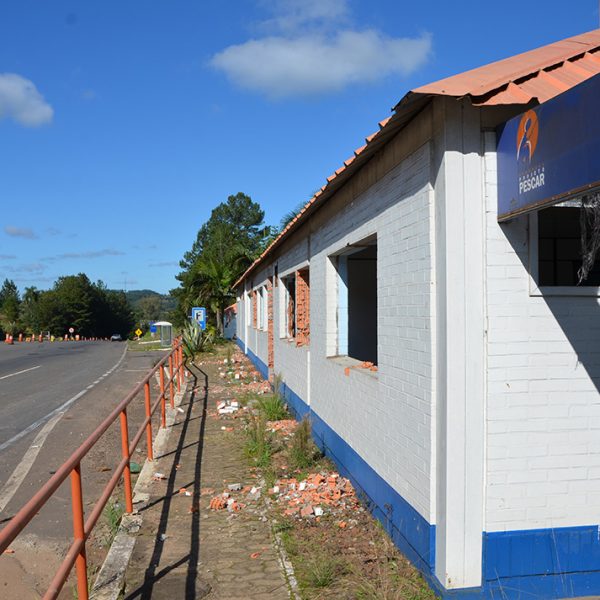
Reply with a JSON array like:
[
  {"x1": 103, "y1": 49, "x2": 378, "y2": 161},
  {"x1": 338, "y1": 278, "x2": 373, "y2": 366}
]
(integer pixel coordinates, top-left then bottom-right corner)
[{"x1": 182, "y1": 321, "x2": 214, "y2": 358}]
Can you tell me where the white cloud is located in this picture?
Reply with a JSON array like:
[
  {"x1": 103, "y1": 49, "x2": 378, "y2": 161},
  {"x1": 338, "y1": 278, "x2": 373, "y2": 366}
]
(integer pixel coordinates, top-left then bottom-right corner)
[
  {"x1": 0, "y1": 73, "x2": 53, "y2": 127},
  {"x1": 2, "y1": 262, "x2": 46, "y2": 274},
  {"x1": 260, "y1": 0, "x2": 349, "y2": 32},
  {"x1": 4, "y1": 226, "x2": 38, "y2": 239},
  {"x1": 41, "y1": 249, "x2": 125, "y2": 262},
  {"x1": 211, "y1": 30, "x2": 432, "y2": 98}
]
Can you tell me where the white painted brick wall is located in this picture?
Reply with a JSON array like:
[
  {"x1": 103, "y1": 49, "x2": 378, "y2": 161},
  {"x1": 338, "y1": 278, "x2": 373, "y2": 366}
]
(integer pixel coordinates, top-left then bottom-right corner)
[
  {"x1": 242, "y1": 266, "x2": 271, "y2": 368},
  {"x1": 309, "y1": 144, "x2": 434, "y2": 521},
  {"x1": 263, "y1": 144, "x2": 435, "y2": 521},
  {"x1": 485, "y1": 138, "x2": 600, "y2": 531},
  {"x1": 237, "y1": 142, "x2": 435, "y2": 523}
]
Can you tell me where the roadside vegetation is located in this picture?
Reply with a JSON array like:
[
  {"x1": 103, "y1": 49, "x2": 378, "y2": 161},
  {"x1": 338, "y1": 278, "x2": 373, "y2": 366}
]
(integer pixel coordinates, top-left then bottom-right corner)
[{"x1": 0, "y1": 274, "x2": 136, "y2": 339}]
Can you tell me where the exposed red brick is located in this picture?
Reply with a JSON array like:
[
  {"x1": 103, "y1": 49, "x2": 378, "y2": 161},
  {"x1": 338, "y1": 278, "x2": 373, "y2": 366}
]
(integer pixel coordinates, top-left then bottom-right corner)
[{"x1": 295, "y1": 269, "x2": 310, "y2": 346}]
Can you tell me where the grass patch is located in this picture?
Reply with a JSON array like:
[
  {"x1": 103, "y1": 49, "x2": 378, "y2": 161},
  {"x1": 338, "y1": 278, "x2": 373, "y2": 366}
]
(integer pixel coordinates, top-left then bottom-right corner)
[
  {"x1": 300, "y1": 554, "x2": 346, "y2": 590},
  {"x1": 257, "y1": 393, "x2": 288, "y2": 421},
  {"x1": 288, "y1": 417, "x2": 321, "y2": 469},
  {"x1": 244, "y1": 414, "x2": 274, "y2": 468},
  {"x1": 103, "y1": 500, "x2": 124, "y2": 547}
]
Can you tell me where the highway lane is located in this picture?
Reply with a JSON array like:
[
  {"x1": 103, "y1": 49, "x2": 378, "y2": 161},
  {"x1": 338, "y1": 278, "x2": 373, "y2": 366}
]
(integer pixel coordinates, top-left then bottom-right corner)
[{"x1": 0, "y1": 341, "x2": 126, "y2": 448}]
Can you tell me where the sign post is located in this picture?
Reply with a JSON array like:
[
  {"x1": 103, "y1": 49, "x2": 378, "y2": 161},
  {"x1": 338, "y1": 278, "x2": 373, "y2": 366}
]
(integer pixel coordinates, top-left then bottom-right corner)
[{"x1": 191, "y1": 307, "x2": 207, "y2": 330}]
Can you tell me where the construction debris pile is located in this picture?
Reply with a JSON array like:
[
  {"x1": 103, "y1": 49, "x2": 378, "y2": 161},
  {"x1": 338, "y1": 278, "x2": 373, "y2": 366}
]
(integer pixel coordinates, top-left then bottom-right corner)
[
  {"x1": 270, "y1": 472, "x2": 362, "y2": 521},
  {"x1": 212, "y1": 356, "x2": 272, "y2": 394},
  {"x1": 208, "y1": 483, "x2": 263, "y2": 513},
  {"x1": 266, "y1": 419, "x2": 297, "y2": 436}
]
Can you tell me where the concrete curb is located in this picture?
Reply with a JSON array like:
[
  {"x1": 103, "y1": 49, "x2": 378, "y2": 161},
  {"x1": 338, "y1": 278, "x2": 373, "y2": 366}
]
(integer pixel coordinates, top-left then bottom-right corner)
[{"x1": 90, "y1": 380, "x2": 188, "y2": 600}]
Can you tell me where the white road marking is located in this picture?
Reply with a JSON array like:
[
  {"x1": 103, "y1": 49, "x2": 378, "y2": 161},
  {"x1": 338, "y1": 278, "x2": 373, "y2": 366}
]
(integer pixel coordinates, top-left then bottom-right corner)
[
  {"x1": 0, "y1": 412, "x2": 63, "y2": 513},
  {"x1": 0, "y1": 365, "x2": 41, "y2": 381},
  {"x1": 0, "y1": 344, "x2": 129, "y2": 515}
]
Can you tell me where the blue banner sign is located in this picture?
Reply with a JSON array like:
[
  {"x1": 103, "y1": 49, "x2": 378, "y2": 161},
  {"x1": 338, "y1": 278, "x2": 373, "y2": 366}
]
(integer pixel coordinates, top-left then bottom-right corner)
[
  {"x1": 149, "y1": 322, "x2": 157, "y2": 334},
  {"x1": 191, "y1": 307, "x2": 206, "y2": 330},
  {"x1": 497, "y1": 73, "x2": 600, "y2": 222}
]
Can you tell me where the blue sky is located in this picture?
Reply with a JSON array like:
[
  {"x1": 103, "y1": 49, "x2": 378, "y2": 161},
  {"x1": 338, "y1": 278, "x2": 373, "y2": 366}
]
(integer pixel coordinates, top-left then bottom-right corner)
[{"x1": 0, "y1": 1, "x2": 598, "y2": 293}]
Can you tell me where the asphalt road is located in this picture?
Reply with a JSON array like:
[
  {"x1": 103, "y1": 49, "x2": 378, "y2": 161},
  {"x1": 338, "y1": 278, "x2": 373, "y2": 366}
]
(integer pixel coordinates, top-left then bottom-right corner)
[
  {"x1": 0, "y1": 340, "x2": 126, "y2": 448},
  {"x1": 0, "y1": 341, "x2": 169, "y2": 598}
]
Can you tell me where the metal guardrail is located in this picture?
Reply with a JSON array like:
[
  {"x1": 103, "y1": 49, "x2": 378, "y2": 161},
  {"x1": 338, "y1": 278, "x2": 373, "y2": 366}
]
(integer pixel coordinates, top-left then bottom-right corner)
[{"x1": 0, "y1": 339, "x2": 186, "y2": 599}]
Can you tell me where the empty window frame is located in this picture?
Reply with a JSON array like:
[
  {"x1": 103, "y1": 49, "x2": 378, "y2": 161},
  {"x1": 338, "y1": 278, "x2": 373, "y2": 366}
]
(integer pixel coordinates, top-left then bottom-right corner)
[
  {"x1": 280, "y1": 269, "x2": 310, "y2": 344},
  {"x1": 245, "y1": 290, "x2": 251, "y2": 326},
  {"x1": 257, "y1": 287, "x2": 264, "y2": 330},
  {"x1": 333, "y1": 238, "x2": 377, "y2": 364},
  {"x1": 281, "y1": 274, "x2": 296, "y2": 339},
  {"x1": 538, "y1": 203, "x2": 600, "y2": 286},
  {"x1": 262, "y1": 285, "x2": 269, "y2": 330}
]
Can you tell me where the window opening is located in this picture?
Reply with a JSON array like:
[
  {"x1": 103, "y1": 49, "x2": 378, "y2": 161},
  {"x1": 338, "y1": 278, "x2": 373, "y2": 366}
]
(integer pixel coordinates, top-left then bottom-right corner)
[
  {"x1": 333, "y1": 239, "x2": 377, "y2": 364},
  {"x1": 283, "y1": 275, "x2": 296, "y2": 338},
  {"x1": 538, "y1": 200, "x2": 600, "y2": 286}
]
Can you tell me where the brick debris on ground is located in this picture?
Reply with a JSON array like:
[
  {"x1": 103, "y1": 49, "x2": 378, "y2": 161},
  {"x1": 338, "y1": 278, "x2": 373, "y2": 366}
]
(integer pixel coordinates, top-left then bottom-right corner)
[{"x1": 121, "y1": 347, "x2": 290, "y2": 600}]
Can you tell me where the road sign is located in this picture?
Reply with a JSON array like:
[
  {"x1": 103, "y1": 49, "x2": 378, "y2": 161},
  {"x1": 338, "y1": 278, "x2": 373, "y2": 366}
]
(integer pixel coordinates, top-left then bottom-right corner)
[
  {"x1": 191, "y1": 307, "x2": 207, "y2": 330},
  {"x1": 149, "y1": 322, "x2": 157, "y2": 334},
  {"x1": 69, "y1": 327, "x2": 74, "y2": 334},
  {"x1": 135, "y1": 328, "x2": 143, "y2": 337}
]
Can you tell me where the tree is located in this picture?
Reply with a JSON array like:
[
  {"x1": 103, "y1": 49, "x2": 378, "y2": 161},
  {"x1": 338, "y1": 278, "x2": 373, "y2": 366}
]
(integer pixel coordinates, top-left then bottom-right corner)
[
  {"x1": 20, "y1": 286, "x2": 41, "y2": 333},
  {"x1": 137, "y1": 296, "x2": 162, "y2": 323},
  {"x1": 175, "y1": 193, "x2": 274, "y2": 332},
  {"x1": 0, "y1": 279, "x2": 20, "y2": 333}
]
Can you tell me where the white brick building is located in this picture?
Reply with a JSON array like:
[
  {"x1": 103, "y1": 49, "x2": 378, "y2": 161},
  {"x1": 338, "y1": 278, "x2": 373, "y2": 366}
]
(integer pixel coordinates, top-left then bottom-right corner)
[{"x1": 235, "y1": 30, "x2": 600, "y2": 599}]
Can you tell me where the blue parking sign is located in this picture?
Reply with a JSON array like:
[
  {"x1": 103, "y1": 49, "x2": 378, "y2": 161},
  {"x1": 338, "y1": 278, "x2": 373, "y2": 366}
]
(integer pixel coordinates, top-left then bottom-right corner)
[{"x1": 191, "y1": 307, "x2": 207, "y2": 330}]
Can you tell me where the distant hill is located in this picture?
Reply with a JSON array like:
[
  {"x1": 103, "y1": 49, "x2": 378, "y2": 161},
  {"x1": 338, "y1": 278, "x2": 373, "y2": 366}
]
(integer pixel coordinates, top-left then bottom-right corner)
[{"x1": 115, "y1": 289, "x2": 177, "y2": 320}]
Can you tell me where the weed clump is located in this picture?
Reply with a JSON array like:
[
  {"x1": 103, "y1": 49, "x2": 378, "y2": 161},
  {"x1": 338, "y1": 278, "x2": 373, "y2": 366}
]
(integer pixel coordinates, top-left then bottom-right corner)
[
  {"x1": 103, "y1": 500, "x2": 124, "y2": 547},
  {"x1": 289, "y1": 417, "x2": 321, "y2": 469},
  {"x1": 302, "y1": 554, "x2": 345, "y2": 589},
  {"x1": 244, "y1": 414, "x2": 274, "y2": 467},
  {"x1": 257, "y1": 393, "x2": 288, "y2": 421}
]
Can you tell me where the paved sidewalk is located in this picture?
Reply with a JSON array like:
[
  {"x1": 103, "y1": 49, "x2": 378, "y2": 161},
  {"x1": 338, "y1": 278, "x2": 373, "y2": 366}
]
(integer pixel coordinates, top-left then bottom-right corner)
[{"x1": 122, "y1": 354, "x2": 290, "y2": 600}]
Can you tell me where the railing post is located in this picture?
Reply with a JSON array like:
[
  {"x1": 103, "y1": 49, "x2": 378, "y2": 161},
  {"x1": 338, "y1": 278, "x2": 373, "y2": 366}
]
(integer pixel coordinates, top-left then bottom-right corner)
[
  {"x1": 168, "y1": 355, "x2": 174, "y2": 409},
  {"x1": 119, "y1": 409, "x2": 134, "y2": 513},
  {"x1": 160, "y1": 364, "x2": 166, "y2": 429},
  {"x1": 176, "y1": 346, "x2": 181, "y2": 394},
  {"x1": 144, "y1": 382, "x2": 153, "y2": 461},
  {"x1": 179, "y1": 345, "x2": 185, "y2": 381},
  {"x1": 70, "y1": 463, "x2": 89, "y2": 600}
]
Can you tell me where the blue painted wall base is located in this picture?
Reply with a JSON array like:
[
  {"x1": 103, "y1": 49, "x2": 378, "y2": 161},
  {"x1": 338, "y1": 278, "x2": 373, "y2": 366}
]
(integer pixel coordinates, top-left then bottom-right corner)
[{"x1": 237, "y1": 336, "x2": 600, "y2": 599}]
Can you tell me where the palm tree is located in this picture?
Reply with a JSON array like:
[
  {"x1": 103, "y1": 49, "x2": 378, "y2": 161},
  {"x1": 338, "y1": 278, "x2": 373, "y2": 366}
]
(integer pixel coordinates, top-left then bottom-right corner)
[{"x1": 194, "y1": 255, "x2": 239, "y2": 336}]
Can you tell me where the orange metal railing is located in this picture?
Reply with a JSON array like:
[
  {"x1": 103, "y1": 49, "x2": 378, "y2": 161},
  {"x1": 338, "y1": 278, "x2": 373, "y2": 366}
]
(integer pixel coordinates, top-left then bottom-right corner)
[{"x1": 0, "y1": 338, "x2": 186, "y2": 600}]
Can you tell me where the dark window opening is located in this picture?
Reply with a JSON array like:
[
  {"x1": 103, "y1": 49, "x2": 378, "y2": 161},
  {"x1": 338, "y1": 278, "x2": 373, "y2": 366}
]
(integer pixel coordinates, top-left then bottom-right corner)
[
  {"x1": 346, "y1": 243, "x2": 377, "y2": 364},
  {"x1": 283, "y1": 276, "x2": 296, "y2": 338},
  {"x1": 538, "y1": 206, "x2": 600, "y2": 286}
]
